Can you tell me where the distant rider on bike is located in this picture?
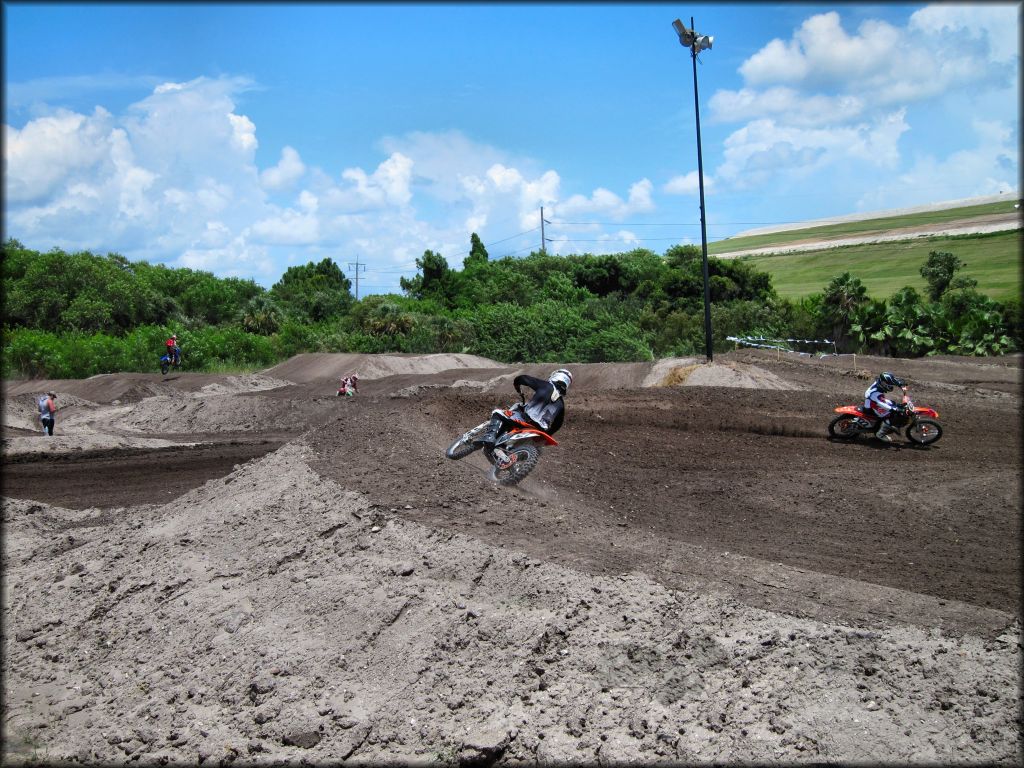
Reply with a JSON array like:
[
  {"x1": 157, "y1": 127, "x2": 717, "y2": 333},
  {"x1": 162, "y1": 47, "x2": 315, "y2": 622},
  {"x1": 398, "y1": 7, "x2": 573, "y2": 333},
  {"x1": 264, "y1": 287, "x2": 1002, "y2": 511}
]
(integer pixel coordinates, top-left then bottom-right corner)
[
  {"x1": 474, "y1": 368, "x2": 573, "y2": 451},
  {"x1": 165, "y1": 333, "x2": 181, "y2": 366},
  {"x1": 865, "y1": 371, "x2": 906, "y2": 443},
  {"x1": 338, "y1": 373, "x2": 359, "y2": 396}
]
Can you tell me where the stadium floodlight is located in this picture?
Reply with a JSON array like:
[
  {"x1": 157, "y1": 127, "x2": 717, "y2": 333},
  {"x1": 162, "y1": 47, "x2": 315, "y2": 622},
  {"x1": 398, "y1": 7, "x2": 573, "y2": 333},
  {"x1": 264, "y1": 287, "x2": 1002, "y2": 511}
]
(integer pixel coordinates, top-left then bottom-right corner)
[
  {"x1": 672, "y1": 18, "x2": 695, "y2": 47},
  {"x1": 671, "y1": 16, "x2": 716, "y2": 362}
]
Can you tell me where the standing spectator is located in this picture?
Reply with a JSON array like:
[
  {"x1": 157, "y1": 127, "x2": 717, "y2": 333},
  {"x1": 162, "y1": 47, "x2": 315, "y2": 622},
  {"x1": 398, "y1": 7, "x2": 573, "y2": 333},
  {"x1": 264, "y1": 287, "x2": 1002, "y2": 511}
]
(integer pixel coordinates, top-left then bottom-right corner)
[{"x1": 38, "y1": 392, "x2": 58, "y2": 436}]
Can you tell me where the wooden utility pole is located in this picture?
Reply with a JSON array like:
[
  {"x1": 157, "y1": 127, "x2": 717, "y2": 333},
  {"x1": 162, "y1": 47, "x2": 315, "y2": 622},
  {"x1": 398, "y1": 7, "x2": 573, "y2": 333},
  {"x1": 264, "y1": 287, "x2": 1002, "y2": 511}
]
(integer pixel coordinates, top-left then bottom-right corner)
[{"x1": 540, "y1": 207, "x2": 552, "y2": 254}]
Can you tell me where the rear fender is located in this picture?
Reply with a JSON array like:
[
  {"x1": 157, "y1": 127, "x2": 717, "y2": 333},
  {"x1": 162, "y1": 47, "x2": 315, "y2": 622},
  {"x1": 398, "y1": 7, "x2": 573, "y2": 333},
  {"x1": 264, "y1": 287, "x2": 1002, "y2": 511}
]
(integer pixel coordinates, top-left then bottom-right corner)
[
  {"x1": 834, "y1": 405, "x2": 871, "y2": 417},
  {"x1": 499, "y1": 428, "x2": 558, "y2": 447}
]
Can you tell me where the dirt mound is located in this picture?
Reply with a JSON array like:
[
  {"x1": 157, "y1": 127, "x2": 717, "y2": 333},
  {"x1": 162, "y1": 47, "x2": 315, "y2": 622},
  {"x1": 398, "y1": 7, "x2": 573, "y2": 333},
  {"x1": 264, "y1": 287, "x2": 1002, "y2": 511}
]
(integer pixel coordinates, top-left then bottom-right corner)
[
  {"x1": 198, "y1": 373, "x2": 294, "y2": 395},
  {"x1": 3, "y1": 443, "x2": 1019, "y2": 764},
  {"x1": 2, "y1": 351, "x2": 1021, "y2": 764},
  {"x1": 117, "y1": 391, "x2": 324, "y2": 434},
  {"x1": 263, "y1": 352, "x2": 503, "y2": 384},
  {"x1": 2, "y1": 372, "x2": 256, "y2": 405},
  {"x1": 443, "y1": 358, "x2": 794, "y2": 393},
  {"x1": 660, "y1": 360, "x2": 802, "y2": 390}
]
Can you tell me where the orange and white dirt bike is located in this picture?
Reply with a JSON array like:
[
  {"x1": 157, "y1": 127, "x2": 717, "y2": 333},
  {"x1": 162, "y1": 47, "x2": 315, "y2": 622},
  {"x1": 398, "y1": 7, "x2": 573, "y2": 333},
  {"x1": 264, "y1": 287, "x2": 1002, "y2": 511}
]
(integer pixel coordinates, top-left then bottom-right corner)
[
  {"x1": 445, "y1": 401, "x2": 558, "y2": 485},
  {"x1": 828, "y1": 387, "x2": 942, "y2": 446}
]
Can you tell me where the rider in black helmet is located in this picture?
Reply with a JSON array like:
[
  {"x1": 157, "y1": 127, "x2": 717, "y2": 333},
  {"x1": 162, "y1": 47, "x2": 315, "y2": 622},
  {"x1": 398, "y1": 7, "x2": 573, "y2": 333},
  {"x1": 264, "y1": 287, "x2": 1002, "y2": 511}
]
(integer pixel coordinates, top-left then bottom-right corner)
[{"x1": 864, "y1": 371, "x2": 906, "y2": 442}]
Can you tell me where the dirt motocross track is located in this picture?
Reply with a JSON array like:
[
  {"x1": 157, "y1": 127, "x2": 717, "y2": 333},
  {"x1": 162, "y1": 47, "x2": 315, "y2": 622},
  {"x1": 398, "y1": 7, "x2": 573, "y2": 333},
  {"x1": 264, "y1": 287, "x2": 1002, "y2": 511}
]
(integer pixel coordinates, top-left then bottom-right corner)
[{"x1": 2, "y1": 350, "x2": 1021, "y2": 765}]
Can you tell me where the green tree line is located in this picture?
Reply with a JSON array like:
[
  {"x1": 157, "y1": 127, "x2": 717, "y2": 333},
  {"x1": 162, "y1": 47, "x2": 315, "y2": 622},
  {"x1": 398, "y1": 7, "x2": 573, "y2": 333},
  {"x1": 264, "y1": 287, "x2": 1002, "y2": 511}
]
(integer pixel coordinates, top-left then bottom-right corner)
[{"x1": 2, "y1": 236, "x2": 1018, "y2": 379}]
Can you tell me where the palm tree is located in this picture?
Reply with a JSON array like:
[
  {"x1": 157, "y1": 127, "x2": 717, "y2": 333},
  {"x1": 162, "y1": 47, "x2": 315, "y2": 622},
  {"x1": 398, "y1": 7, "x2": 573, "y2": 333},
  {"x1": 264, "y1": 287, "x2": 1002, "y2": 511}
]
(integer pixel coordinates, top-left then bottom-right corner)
[
  {"x1": 821, "y1": 272, "x2": 868, "y2": 350},
  {"x1": 241, "y1": 295, "x2": 282, "y2": 335}
]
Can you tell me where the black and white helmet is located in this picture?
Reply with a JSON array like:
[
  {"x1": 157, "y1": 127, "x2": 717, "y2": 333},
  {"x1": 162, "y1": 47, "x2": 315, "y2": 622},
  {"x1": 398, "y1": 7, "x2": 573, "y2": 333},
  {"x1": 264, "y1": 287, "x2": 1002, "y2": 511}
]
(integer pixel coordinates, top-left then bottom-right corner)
[
  {"x1": 549, "y1": 368, "x2": 573, "y2": 394},
  {"x1": 876, "y1": 371, "x2": 905, "y2": 392}
]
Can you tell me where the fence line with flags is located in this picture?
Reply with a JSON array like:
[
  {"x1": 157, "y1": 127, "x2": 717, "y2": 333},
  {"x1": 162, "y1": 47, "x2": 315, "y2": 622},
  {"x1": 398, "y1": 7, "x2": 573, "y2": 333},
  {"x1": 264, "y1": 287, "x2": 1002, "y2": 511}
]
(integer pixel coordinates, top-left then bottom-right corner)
[
  {"x1": 727, "y1": 335, "x2": 838, "y2": 356},
  {"x1": 728, "y1": 335, "x2": 863, "y2": 368}
]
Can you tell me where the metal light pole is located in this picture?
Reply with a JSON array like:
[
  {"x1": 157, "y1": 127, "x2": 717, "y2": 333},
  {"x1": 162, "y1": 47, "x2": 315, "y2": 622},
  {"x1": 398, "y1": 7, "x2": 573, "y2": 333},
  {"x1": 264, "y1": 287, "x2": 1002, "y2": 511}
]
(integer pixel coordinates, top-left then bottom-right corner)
[{"x1": 672, "y1": 17, "x2": 714, "y2": 362}]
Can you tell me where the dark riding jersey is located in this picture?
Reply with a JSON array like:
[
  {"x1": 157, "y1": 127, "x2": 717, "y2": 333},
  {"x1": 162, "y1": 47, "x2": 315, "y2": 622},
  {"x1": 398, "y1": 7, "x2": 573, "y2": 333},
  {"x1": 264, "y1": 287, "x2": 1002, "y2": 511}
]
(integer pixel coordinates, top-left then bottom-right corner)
[{"x1": 513, "y1": 374, "x2": 565, "y2": 435}]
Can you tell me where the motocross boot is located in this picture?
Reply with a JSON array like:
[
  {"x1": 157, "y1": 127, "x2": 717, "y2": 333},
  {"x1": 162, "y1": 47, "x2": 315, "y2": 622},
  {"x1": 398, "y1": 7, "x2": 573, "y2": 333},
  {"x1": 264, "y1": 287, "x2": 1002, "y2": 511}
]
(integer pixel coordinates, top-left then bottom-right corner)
[
  {"x1": 875, "y1": 421, "x2": 896, "y2": 443},
  {"x1": 472, "y1": 417, "x2": 502, "y2": 448}
]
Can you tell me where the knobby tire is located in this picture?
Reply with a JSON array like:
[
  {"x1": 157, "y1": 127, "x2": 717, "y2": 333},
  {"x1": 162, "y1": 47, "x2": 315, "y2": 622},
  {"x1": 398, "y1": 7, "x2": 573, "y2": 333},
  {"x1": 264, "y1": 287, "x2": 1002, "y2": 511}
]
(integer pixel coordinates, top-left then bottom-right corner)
[{"x1": 490, "y1": 443, "x2": 540, "y2": 486}]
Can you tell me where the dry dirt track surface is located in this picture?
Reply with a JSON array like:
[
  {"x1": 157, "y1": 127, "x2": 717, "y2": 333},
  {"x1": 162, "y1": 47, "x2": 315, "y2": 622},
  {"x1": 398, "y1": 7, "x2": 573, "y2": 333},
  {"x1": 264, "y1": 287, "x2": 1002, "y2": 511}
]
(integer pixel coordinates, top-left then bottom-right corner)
[{"x1": 2, "y1": 351, "x2": 1021, "y2": 765}]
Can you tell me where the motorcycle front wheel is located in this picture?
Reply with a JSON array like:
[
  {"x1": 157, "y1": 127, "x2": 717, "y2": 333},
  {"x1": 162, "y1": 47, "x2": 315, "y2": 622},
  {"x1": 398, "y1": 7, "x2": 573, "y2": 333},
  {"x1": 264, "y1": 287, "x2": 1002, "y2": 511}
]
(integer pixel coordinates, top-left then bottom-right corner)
[
  {"x1": 446, "y1": 424, "x2": 487, "y2": 460},
  {"x1": 160, "y1": 362, "x2": 169, "y2": 375},
  {"x1": 489, "y1": 443, "x2": 540, "y2": 486},
  {"x1": 906, "y1": 418, "x2": 942, "y2": 446},
  {"x1": 828, "y1": 415, "x2": 863, "y2": 440}
]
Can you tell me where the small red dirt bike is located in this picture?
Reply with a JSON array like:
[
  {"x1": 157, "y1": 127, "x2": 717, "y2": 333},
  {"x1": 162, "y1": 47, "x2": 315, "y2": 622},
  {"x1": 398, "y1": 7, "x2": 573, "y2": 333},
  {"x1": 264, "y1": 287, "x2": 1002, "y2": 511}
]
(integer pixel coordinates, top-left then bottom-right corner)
[
  {"x1": 445, "y1": 402, "x2": 558, "y2": 485},
  {"x1": 828, "y1": 388, "x2": 942, "y2": 446}
]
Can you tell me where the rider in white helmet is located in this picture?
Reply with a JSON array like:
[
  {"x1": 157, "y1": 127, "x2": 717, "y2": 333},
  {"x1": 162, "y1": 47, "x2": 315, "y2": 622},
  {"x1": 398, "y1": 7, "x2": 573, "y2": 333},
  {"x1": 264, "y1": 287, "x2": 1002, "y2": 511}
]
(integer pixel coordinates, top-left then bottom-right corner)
[
  {"x1": 474, "y1": 368, "x2": 573, "y2": 448},
  {"x1": 864, "y1": 371, "x2": 906, "y2": 442}
]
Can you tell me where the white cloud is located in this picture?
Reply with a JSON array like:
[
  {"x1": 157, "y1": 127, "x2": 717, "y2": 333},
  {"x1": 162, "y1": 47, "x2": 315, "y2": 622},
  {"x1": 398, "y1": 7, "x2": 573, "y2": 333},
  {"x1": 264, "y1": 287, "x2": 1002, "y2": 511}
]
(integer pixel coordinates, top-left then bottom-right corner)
[
  {"x1": 297, "y1": 190, "x2": 318, "y2": 212},
  {"x1": 717, "y1": 110, "x2": 909, "y2": 188},
  {"x1": 664, "y1": 171, "x2": 713, "y2": 196},
  {"x1": 909, "y1": 4, "x2": 1020, "y2": 63},
  {"x1": 379, "y1": 130, "x2": 510, "y2": 202},
  {"x1": 738, "y1": 9, "x2": 1015, "y2": 107},
  {"x1": 260, "y1": 146, "x2": 306, "y2": 190},
  {"x1": 856, "y1": 117, "x2": 1019, "y2": 210},
  {"x1": 3, "y1": 76, "x2": 277, "y2": 275},
  {"x1": 228, "y1": 113, "x2": 257, "y2": 152},
  {"x1": 4, "y1": 107, "x2": 115, "y2": 203},
  {"x1": 2, "y1": 93, "x2": 695, "y2": 290},
  {"x1": 337, "y1": 152, "x2": 414, "y2": 209},
  {"x1": 174, "y1": 233, "x2": 275, "y2": 279},
  {"x1": 706, "y1": 4, "x2": 1018, "y2": 210},
  {"x1": 710, "y1": 87, "x2": 865, "y2": 127},
  {"x1": 556, "y1": 179, "x2": 655, "y2": 221},
  {"x1": 748, "y1": 13, "x2": 903, "y2": 88},
  {"x1": 251, "y1": 207, "x2": 320, "y2": 245}
]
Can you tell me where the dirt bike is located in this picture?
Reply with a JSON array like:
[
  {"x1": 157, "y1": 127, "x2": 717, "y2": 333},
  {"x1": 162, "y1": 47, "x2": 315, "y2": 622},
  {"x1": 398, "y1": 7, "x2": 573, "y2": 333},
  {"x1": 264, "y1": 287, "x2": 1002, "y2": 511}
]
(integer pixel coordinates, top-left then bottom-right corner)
[
  {"x1": 445, "y1": 402, "x2": 558, "y2": 485},
  {"x1": 160, "y1": 351, "x2": 182, "y2": 376},
  {"x1": 828, "y1": 388, "x2": 942, "y2": 446}
]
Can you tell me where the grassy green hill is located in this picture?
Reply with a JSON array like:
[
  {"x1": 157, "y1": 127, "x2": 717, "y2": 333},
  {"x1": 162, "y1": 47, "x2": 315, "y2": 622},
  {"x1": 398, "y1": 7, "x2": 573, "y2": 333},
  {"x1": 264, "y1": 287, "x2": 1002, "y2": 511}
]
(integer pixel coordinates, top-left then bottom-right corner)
[
  {"x1": 706, "y1": 199, "x2": 1020, "y2": 301},
  {"x1": 735, "y1": 231, "x2": 1020, "y2": 301}
]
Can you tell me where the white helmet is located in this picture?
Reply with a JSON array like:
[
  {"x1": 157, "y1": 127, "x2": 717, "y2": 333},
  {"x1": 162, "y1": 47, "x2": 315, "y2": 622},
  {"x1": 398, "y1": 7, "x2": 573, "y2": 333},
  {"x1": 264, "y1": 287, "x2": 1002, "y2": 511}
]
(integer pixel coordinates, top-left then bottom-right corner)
[{"x1": 549, "y1": 368, "x2": 573, "y2": 394}]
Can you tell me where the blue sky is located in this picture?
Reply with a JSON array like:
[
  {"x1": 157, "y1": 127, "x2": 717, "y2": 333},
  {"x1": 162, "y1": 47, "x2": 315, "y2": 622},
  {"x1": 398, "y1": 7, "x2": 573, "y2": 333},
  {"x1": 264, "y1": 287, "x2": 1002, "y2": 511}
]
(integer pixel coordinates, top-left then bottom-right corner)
[{"x1": 3, "y1": 2, "x2": 1020, "y2": 295}]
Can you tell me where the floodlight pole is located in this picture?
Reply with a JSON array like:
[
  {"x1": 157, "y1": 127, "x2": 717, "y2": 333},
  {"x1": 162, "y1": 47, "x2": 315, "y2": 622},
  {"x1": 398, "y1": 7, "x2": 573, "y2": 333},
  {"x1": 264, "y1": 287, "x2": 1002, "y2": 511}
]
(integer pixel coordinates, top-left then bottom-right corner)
[{"x1": 676, "y1": 16, "x2": 714, "y2": 362}]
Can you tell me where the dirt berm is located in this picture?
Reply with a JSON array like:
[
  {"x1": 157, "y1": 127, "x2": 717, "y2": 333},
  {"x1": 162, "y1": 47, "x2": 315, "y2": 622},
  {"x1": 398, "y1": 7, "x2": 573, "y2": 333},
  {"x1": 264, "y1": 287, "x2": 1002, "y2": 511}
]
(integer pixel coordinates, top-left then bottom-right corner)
[{"x1": 2, "y1": 350, "x2": 1021, "y2": 764}]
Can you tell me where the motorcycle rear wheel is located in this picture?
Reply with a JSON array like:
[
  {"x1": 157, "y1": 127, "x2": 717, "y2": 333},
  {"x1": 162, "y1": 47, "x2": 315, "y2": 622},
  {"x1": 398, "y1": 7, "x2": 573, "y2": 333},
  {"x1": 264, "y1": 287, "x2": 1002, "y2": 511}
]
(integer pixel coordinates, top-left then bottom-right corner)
[
  {"x1": 828, "y1": 414, "x2": 862, "y2": 439},
  {"x1": 490, "y1": 443, "x2": 540, "y2": 486},
  {"x1": 160, "y1": 362, "x2": 169, "y2": 375},
  {"x1": 906, "y1": 418, "x2": 942, "y2": 446}
]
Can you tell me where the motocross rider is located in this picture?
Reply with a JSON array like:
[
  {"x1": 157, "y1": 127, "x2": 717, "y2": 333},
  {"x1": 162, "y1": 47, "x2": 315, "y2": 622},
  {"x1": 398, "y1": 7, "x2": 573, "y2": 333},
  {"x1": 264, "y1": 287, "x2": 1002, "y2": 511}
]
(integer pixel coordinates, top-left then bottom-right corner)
[
  {"x1": 864, "y1": 371, "x2": 907, "y2": 443},
  {"x1": 473, "y1": 369, "x2": 573, "y2": 457},
  {"x1": 165, "y1": 333, "x2": 180, "y2": 365}
]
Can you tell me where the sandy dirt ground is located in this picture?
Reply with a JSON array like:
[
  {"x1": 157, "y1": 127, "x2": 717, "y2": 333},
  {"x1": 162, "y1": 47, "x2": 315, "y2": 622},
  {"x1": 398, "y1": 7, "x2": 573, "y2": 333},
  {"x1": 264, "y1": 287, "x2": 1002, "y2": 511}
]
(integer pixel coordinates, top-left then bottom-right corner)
[{"x1": 2, "y1": 350, "x2": 1021, "y2": 765}]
